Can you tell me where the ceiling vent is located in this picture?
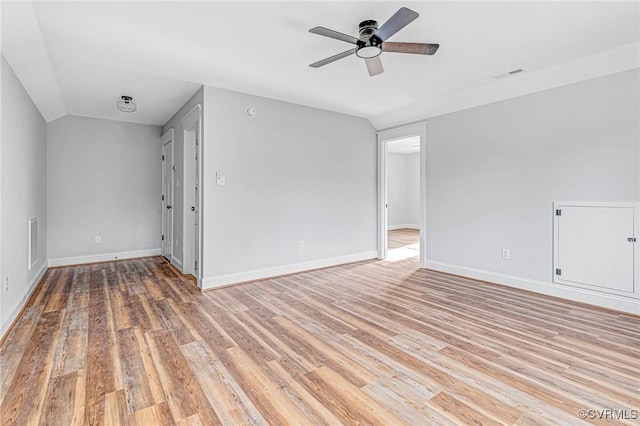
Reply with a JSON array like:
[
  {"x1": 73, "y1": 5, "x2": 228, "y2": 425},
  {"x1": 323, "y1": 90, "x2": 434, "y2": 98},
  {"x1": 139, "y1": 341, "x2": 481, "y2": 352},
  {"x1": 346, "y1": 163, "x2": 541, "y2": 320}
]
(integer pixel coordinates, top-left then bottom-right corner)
[
  {"x1": 494, "y1": 68, "x2": 525, "y2": 80},
  {"x1": 117, "y1": 95, "x2": 137, "y2": 113}
]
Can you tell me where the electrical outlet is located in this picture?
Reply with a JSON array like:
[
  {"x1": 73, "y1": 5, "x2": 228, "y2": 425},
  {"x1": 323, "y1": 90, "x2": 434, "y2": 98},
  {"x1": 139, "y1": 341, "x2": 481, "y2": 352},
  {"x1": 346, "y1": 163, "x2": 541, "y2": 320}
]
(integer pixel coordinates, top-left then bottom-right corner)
[
  {"x1": 299, "y1": 241, "x2": 305, "y2": 250},
  {"x1": 4, "y1": 277, "x2": 8, "y2": 292},
  {"x1": 501, "y1": 248, "x2": 510, "y2": 260},
  {"x1": 95, "y1": 236, "x2": 101, "y2": 244},
  {"x1": 216, "y1": 171, "x2": 226, "y2": 186}
]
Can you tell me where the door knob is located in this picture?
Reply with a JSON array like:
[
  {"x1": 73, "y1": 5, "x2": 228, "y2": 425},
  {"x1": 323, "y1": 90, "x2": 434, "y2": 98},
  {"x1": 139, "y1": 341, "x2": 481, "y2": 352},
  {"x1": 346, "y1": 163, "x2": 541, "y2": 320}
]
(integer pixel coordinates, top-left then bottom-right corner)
[
  {"x1": 191, "y1": 206, "x2": 196, "y2": 212},
  {"x1": 628, "y1": 237, "x2": 637, "y2": 242},
  {"x1": 166, "y1": 205, "x2": 172, "y2": 210}
]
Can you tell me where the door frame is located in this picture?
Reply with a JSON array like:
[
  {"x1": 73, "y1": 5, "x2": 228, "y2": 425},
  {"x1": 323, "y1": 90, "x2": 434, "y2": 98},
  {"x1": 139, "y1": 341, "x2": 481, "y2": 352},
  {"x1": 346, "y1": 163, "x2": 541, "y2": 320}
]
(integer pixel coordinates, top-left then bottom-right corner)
[
  {"x1": 161, "y1": 129, "x2": 175, "y2": 261},
  {"x1": 377, "y1": 121, "x2": 427, "y2": 268},
  {"x1": 180, "y1": 104, "x2": 203, "y2": 286}
]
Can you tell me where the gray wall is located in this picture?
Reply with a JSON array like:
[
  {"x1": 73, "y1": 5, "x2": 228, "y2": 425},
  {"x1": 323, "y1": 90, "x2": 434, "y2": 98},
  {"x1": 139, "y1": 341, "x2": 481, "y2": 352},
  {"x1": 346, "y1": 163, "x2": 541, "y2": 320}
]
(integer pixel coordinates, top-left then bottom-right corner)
[
  {"x1": 406, "y1": 153, "x2": 420, "y2": 226},
  {"x1": 47, "y1": 116, "x2": 162, "y2": 260},
  {"x1": 425, "y1": 69, "x2": 639, "y2": 283},
  {"x1": 162, "y1": 87, "x2": 204, "y2": 265},
  {"x1": 202, "y1": 86, "x2": 377, "y2": 280},
  {"x1": 387, "y1": 153, "x2": 408, "y2": 227},
  {"x1": 1, "y1": 56, "x2": 48, "y2": 336},
  {"x1": 387, "y1": 152, "x2": 420, "y2": 228}
]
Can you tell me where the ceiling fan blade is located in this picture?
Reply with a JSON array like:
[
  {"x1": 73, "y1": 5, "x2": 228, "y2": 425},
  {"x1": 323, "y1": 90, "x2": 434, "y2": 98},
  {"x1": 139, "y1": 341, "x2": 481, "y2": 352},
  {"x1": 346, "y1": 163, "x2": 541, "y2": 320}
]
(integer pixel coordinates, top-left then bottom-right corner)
[
  {"x1": 309, "y1": 48, "x2": 357, "y2": 68},
  {"x1": 382, "y1": 42, "x2": 439, "y2": 55},
  {"x1": 365, "y1": 56, "x2": 384, "y2": 77},
  {"x1": 309, "y1": 27, "x2": 359, "y2": 45},
  {"x1": 374, "y1": 7, "x2": 419, "y2": 41}
]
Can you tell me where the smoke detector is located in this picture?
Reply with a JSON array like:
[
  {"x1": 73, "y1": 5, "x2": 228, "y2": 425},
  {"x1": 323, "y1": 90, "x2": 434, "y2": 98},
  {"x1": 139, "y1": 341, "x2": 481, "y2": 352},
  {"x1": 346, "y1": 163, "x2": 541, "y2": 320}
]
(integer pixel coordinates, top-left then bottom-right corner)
[{"x1": 117, "y1": 95, "x2": 137, "y2": 113}]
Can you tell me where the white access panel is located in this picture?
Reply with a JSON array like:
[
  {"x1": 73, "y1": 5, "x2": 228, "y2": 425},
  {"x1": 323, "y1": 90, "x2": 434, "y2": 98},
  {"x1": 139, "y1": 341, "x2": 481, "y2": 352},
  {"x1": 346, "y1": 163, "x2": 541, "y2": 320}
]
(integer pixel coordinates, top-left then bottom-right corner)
[{"x1": 553, "y1": 202, "x2": 638, "y2": 298}]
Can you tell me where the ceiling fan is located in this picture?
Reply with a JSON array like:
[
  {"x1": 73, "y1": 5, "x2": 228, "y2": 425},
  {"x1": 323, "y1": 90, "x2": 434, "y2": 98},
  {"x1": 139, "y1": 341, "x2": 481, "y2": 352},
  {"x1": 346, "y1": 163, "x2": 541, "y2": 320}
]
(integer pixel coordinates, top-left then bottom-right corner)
[{"x1": 309, "y1": 7, "x2": 439, "y2": 77}]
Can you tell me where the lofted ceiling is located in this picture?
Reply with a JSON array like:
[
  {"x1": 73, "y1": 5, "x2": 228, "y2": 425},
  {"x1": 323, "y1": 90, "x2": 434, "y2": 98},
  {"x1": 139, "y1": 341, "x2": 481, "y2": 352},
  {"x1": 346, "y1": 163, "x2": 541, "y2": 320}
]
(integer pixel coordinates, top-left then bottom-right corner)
[{"x1": 1, "y1": 1, "x2": 638, "y2": 129}]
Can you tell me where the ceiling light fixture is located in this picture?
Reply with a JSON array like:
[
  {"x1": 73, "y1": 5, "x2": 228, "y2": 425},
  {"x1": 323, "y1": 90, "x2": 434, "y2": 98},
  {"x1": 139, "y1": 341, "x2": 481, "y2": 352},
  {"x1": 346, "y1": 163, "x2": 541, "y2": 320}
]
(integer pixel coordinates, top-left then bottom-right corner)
[
  {"x1": 117, "y1": 95, "x2": 137, "y2": 113},
  {"x1": 355, "y1": 20, "x2": 382, "y2": 59}
]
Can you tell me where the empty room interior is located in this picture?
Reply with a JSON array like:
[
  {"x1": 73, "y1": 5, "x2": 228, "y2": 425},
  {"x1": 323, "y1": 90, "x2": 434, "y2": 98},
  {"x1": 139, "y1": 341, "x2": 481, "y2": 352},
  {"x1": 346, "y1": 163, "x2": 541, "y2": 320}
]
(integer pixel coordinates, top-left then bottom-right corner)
[{"x1": 1, "y1": 1, "x2": 639, "y2": 425}]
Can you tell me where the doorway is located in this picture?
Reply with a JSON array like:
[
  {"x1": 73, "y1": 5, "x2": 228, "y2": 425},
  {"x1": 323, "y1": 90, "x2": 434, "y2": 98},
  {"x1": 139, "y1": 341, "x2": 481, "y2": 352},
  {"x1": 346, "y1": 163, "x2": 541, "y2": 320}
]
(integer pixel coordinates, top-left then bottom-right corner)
[
  {"x1": 386, "y1": 137, "x2": 420, "y2": 261},
  {"x1": 161, "y1": 129, "x2": 174, "y2": 261},
  {"x1": 180, "y1": 105, "x2": 202, "y2": 283},
  {"x1": 377, "y1": 122, "x2": 427, "y2": 268}
]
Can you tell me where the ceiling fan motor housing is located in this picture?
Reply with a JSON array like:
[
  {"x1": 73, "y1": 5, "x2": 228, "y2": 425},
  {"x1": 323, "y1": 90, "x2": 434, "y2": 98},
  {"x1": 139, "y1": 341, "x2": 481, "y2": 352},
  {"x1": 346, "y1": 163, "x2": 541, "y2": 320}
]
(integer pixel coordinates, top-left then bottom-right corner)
[{"x1": 356, "y1": 20, "x2": 382, "y2": 58}]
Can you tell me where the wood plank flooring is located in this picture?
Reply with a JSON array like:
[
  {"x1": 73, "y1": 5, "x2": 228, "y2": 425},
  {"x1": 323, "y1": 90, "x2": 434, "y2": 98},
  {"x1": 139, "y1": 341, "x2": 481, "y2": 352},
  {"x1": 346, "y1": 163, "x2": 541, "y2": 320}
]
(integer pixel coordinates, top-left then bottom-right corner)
[
  {"x1": 1, "y1": 237, "x2": 639, "y2": 424},
  {"x1": 388, "y1": 228, "x2": 419, "y2": 251}
]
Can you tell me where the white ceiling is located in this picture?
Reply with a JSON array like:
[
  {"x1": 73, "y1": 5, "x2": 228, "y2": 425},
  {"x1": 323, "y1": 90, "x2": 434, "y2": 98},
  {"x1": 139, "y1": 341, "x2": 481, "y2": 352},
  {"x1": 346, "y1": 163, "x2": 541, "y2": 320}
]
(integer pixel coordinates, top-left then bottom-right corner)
[
  {"x1": 388, "y1": 135, "x2": 420, "y2": 154},
  {"x1": 1, "y1": 1, "x2": 638, "y2": 129}
]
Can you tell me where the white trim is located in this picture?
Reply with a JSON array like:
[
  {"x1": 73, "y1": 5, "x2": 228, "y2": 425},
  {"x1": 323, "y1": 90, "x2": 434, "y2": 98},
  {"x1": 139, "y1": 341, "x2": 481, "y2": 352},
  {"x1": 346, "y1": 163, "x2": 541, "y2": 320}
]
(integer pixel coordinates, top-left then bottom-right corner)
[
  {"x1": 160, "y1": 128, "x2": 174, "y2": 145},
  {"x1": 48, "y1": 248, "x2": 161, "y2": 267},
  {"x1": 387, "y1": 224, "x2": 420, "y2": 230},
  {"x1": 171, "y1": 255, "x2": 183, "y2": 272},
  {"x1": 180, "y1": 104, "x2": 203, "y2": 286},
  {"x1": 161, "y1": 132, "x2": 175, "y2": 260},
  {"x1": 180, "y1": 104, "x2": 201, "y2": 127},
  {"x1": 28, "y1": 218, "x2": 38, "y2": 270},
  {"x1": 377, "y1": 121, "x2": 427, "y2": 268},
  {"x1": 202, "y1": 251, "x2": 378, "y2": 290},
  {"x1": 1, "y1": 264, "x2": 47, "y2": 338},
  {"x1": 425, "y1": 259, "x2": 640, "y2": 315}
]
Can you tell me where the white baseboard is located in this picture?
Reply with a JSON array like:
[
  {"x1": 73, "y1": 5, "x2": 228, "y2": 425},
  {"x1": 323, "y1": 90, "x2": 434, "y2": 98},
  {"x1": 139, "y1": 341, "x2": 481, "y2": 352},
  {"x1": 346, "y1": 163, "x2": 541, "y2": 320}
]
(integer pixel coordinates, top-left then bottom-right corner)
[
  {"x1": 1, "y1": 263, "x2": 47, "y2": 339},
  {"x1": 171, "y1": 255, "x2": 183, "y2": 272},
  {"x1": 388, "y1": 224, "x2": 420, "y2": 230},
  {"x1": 48, "y1": 248, "x2": 161, "y2": 267},
  {"x1": 425, "y1": 260, "x2": 640, "y2": 315},
  {"x1": 202, "y1": 251, "x2": 377, "y2": 290}
]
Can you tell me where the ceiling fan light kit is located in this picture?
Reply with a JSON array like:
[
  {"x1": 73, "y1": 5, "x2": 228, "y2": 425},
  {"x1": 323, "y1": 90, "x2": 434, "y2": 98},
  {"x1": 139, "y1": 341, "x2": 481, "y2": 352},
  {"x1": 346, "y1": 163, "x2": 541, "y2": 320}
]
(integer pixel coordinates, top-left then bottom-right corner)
[
  {"x1": 309, "y1": 7, "x2": 439, "y2": 77},
  {"x1": 355, "y1": 20, "x2": 382, "y2": 58}
]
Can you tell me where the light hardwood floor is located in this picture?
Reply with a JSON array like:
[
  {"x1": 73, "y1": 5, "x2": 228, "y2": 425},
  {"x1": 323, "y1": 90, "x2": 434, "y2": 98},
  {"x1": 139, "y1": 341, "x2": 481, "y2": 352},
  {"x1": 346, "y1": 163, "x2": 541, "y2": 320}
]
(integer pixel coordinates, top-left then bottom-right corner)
[
  {"x1": 388, "y1": 228, "x2": 420, "y2": 251},
  {"x1": 1, "y1": 233, "x2": 639, "y2": 425}
]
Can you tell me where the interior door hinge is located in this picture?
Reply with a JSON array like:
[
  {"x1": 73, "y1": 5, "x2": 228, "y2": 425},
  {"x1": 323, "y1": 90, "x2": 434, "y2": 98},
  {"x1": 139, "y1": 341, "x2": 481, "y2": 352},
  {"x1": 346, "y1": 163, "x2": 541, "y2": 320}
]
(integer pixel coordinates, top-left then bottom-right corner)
[
  {"x1": 161, "y1": 235, "x2": 164, "y2": 241},
  {"x1": 555, "y1": 209, "x2": 561, "y2": 216},
  {"x1": 555, "y1": 268, "x2": 561, "y2": 275},
  {"x1": 162, "y1": 155, "x2": 165, "y2": 161},
  {"x1": 162, "y1": 195, "x2": 165, "y2": 201}
]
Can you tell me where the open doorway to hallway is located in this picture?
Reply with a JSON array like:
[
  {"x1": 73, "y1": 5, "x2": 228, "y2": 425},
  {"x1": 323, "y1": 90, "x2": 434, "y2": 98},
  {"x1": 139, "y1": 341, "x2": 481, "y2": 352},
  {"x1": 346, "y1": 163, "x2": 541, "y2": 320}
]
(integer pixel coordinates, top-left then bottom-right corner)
[
  {"x1": 378, "y1": 122, "x2": 427, "y2": 267},
  {"x1": 388, "y1": 228, "x2": 420, "y2": 261},
  {"x1": 386, "y1": 136, "x2": 420, "y2": 261}
]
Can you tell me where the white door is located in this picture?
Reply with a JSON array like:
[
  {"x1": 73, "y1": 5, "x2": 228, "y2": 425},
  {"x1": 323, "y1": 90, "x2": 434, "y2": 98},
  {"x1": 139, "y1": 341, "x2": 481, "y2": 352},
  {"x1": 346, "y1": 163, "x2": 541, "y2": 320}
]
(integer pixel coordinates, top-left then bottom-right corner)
[
  {"x1": 162, "y1": 141, "x2": 174, "y2": 260},
  {"x1": 182, "y1": 126, "x2": 199, "y2": 277},
  {"x1": 555, "y1": 204, "x2": 637, "y2": 296}
]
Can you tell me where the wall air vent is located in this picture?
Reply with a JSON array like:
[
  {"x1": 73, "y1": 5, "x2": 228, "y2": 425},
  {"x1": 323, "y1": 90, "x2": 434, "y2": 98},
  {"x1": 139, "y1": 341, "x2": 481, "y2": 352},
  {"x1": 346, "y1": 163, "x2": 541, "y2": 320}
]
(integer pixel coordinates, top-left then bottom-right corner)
[{"x1": 494, "y1": 68, "x2": 526, "y2": 80}]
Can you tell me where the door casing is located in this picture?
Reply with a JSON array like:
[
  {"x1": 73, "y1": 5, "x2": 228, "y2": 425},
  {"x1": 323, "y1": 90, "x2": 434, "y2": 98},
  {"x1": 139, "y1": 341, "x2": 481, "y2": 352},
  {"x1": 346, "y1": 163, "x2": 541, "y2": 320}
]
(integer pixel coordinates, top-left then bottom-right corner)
[
  {"x1": 180, "y1": 105, "x2": 203, "y2": 286},
  {"x1": 161, "y1": 129, "x2": 175, "y2": 261},
  {"x1": 377, "y1": 122, "x2": 427, "y2": 268}
]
